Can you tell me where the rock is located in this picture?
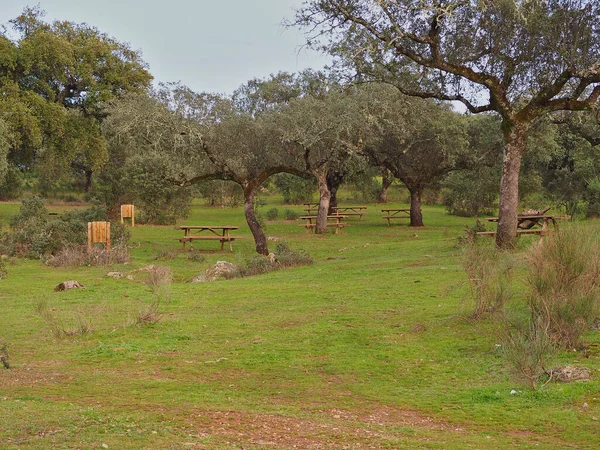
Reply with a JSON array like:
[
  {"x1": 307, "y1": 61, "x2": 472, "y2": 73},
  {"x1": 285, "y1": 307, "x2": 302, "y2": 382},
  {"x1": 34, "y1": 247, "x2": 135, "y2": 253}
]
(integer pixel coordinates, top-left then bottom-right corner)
[
  {"x1": 551, "y1": 365, "x2": 591, "y2": 382},
  {"x1": 54, "y1": 280, "x2": 84, "y2": 291},
  {"x1": 268, "y1": 253, "x2": 276, "y2": 263},
  {"x1": 126, "y1": 275, "x2": 134, "y2": 281},
  {"x1": 191, "y1": 261, "x2": 240, "y2": 283},
  {"x1": 106, "y1": 272, "x2": 124, "y2": 279},
  {"x1": 267, "y1": 237, "x2": 280, "y2": 242}
]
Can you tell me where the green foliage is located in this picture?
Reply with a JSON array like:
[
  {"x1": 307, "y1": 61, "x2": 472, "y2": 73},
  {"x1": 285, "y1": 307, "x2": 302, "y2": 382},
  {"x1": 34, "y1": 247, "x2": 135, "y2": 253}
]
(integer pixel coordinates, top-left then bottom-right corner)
[
  {"x1": 242, "y1": 241, "x2": 312, "y2": 277},
  {"x1": 265, "y1": 208, "x2": 279, "y2": 220},
  {"x1": 527, "y1": 228, "x2": 600, "y2": 348},
  {"x1": 585, "y1": 177, "x2": 600, "y2": 218},
  {"x1": 284, "y1": 209, "x2": 299, "y2": 220},
  {"x1": 443, "y1": 168, "x2": 499, "y2": 217},
  {"x1": 273, "y1": 173, "x2": 316, "y2": 204},
  {"x1": 1, "y1": 198, "x2": 129, "y2": 259},
  {"x1": 125, "y1": 152, "x2": 192, "y2": 225},
  {"x1": 1, "y1": 6, "x2": 152, "y2": 188}
]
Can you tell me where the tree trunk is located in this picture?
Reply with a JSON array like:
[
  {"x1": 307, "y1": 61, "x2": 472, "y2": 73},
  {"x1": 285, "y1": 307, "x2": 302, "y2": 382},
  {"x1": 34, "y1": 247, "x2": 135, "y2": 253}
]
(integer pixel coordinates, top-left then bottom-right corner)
[
  {"x1": 315, "y1": 170, "x2": 331, "y2": 234},
  {"x1": 243, "y1": 184, "x2": 269, "y2": 255},
  {"x1": 379, "y1": 171, "x2": 393, "y2": 203},
  {"x1": 496, "y1": 123, "x2": 529, "y2": 249},
  {"x1": 84, "y1": 169, "x2": 93, "y2": 192},
  {"x1": 326, "y1": 171, "x2": 344, "y2": 214},
  {"x1": 408, "y1": 185, "x2": 424, "y2": 227}
]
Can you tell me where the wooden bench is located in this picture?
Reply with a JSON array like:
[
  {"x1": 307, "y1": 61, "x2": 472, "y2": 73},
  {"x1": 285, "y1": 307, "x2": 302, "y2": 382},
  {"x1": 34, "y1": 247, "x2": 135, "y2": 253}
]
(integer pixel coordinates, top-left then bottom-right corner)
[
  {"x1": 299, "y1": 215, "x2": 348, "y2": 234},
  {"x1": 332, "y1": 206, "x2": 367, "y2": 220},
  {"x1": 175, "y1": 225, "x2": 240, "y2": 251},
  {"x1": 381, "y1": 209, "x2": 411, "y2": 226}
]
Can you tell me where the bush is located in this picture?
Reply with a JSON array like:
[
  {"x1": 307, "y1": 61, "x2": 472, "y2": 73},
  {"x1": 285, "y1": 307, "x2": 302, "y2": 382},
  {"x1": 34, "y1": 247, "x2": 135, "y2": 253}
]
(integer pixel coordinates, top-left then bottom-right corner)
[
  {"x1": 241, "y1": 241, "x2": 312, "y2": 277},
  {"x1": 35, "y1": 299, "x2": 101, "y2": 339},
  {"x1": 462, "y1": 242, "x2": 515, "y2": 318},
  {"x1": 186, "y1": 251, "x2": 206, "y2": 263},
  {"x1": 1, "y1": 199, "x2": 130, "y2": 260},
  {"x1": 136, "y1": 266, "x2": 172, "y2": 325},
  {"x1": 526, "y1": 228, "x2": 600, "y2": 348},
  {"x1": 284, "y1": 209, "x2": 299, "y2": 220},
  {"x1": 500, "y1": 315, "x2": 556, "y2": 390},
  {"x1": 46, "y1": 244, "x2": 130, "y2": 267},
  {"x1": 265, "y1": 208, "x2": 279, "y2": 220},
  {"x1": 0, "y1": 259, "x2": 6, "y2": 280}
]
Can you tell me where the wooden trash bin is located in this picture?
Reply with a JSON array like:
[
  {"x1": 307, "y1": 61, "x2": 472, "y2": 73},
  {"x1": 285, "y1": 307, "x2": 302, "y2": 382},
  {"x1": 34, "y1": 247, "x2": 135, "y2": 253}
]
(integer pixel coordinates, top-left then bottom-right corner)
[
  {"x1": 120, "y1": 204, "x2": 135, "y2": 227},
  {"x1": 88, "y1": 221, "x2": 111, "y2": 253}
]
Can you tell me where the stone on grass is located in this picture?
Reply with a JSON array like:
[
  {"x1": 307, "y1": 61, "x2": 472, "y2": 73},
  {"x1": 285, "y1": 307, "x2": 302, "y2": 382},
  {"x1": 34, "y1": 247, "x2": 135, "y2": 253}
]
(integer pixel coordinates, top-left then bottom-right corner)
[
  {"x1": 551, "y1": 366, "x2": 591, "y2": 382},
  {"x1": 106, "y1": 272, "x2": 124, "y2": 279},
  {"x1": 191, "y1": 261, "x2": 240, "y2": 283},
  {"x1": 54, "y1": 280, "x2": 84, "y2": 291}
]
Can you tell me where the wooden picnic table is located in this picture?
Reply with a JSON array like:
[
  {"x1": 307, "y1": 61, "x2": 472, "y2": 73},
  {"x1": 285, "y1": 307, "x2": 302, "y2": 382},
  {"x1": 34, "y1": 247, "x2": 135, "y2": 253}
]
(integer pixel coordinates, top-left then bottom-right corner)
[
  {"x1": 302, "y1": 202, "x2": 320, "y2": 214},
  {"x1": 299, "y1": 214, "x2": 349, "y2": 234},
  {"x1": 476, "y1": 214, "x2": 567, "y2": 239},
  {"x1": 332, "y1": 206, "x2": 367, "y2": 220},
  {"x1": 381, "y1": 208, "x2": 411, "y2": 226},
  {"x1": 175, "y1": 225, "x2": 240, "y2": 251}
]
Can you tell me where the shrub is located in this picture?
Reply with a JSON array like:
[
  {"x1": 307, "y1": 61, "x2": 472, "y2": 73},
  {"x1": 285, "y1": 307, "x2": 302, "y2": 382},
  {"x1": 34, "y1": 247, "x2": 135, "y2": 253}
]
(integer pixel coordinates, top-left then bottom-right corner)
[
  {"x1": 526, "y1": 228, "x2": 600, "y2": 348},
  {"x1": 46, "y1": 244, "x2": 130, "y2": 267},
  {"x1": 1, "y1": 199, "x2": 130, "y2": 260},
  {"x1": 0, "y1": 259, "x2": 6, "y2": 280},
  {"x1": 155, "y1": 250, "x2": 177, "y2": 261},
  {"x1": 462, "y1": 242, "x2": 515, "y2": 319},
  {"x1": 265, "y1": 208, "x2": 279, "y2": 220},
  {"x1": 500, "y1": 315, "x2": 556, "y2": 390},
  {"x1": 187, "y1": 251, "x2": 206, "y2": 263},
  {"x1": 284, "y1": 209, "x2": 299, "y2": 220},
  {"x1": 241, "y1": 241, "x2": 312, "y2": 277},
  {"x1": 0, "y1": 341, "x2": 9, "y2": 369},
  {"x1": 136, "y1": 266, "x2": 172, "y2": 325},
  {"x1": 35, "y1": 300, "x2": 100, "y2": 339}
]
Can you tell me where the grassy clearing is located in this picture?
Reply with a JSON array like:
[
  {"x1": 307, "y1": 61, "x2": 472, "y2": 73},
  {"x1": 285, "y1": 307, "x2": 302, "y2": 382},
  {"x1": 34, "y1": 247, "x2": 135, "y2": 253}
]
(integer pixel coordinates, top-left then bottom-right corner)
[{"x1": 0, "y1": 199, "x2": 599, "y2": 449}]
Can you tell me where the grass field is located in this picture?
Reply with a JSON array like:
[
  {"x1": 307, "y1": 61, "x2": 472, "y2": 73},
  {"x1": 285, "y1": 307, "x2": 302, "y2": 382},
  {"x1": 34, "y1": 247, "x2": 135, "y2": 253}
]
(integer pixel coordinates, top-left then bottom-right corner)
[{"x1": 1, "y1": 198, "x2": 599, "y2": 449}]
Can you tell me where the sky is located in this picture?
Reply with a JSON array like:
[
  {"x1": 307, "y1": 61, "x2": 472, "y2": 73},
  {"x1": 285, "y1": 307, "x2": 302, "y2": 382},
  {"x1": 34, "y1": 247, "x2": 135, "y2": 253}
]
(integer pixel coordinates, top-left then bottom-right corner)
[{"x1": 1, "y1": 0, "x2": 331, "y2": 95}]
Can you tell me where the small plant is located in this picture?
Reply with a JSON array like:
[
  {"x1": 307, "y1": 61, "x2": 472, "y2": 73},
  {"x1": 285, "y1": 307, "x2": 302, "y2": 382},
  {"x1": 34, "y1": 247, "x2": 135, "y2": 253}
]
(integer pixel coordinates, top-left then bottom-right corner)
[
  {"x1": 265, "y1": 208, "x2": 279, "y2": 221},
  {"x1": 0, "y1": 258, "x2": 6, "y2": 280},
  {"x1": 155, "y1": 250, "x2": 177, "y2": 261},
  {"x1": 240, "y1": 241, "x2": 312, "y2": 277},
  {"x1": 0, "y1": 341, "x2": 9, "y2": 369},
  {"x1": 46, "y1": 244, "x2": 130, "y2": 267},
  {"x1": 136, "y1": 265, "x2": 172, "y2": 325},
  {"x1": 462, "y1": 242, "x2": 515, "y2": 319},
  {"x1": 284, "y1": 209, "x2": 299, "y2": 220},
  {"x1": 187, "y1": 251, "x2": 206, "y2": 263},
  {"x1": 35, "y1": 299, "x2": 99, "y2": 338},
  {"x1": 500, "y1": 316, "x2": 556, "y2": 390}
]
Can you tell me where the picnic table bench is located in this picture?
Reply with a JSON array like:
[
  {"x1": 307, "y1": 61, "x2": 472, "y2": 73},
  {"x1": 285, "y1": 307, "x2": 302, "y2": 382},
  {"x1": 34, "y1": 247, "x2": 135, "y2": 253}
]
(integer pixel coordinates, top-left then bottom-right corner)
[
  {"x1": 302, "y1": 202, "x2": 320, "y2": 214},
  {"x1": 332, "y1": 206, "x2": 367, "y2": 220},
  {"x1": 299, "y1": 215, "x2": 349, "y2": 234},
  {"x1": 175, "y1": 225, "x2": 240, "y2": 251},
  {"x1": 476, "y1": 214, "x2": 569, "y2": 239},
  {"x1": 381, "y1": 208, "x2": 411, "y2": 226}
]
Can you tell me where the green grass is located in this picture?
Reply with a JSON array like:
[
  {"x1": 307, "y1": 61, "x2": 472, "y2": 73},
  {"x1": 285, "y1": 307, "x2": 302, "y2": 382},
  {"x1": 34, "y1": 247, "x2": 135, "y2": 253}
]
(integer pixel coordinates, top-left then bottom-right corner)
[{"x1": 1, "y1": 198, "x2": 599, "y2": 449}]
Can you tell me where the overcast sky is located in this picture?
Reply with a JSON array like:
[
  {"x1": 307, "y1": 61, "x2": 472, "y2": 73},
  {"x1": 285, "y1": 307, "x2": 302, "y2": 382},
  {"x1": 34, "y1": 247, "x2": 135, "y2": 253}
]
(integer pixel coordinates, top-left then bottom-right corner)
[{"x1": 1, "y1": 0, "x2": 331, "y2": 95}]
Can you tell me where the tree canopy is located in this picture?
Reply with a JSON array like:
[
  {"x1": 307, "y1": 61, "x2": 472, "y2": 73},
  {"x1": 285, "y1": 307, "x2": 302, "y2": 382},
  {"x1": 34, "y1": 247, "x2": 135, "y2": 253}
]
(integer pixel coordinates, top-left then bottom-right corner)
[{"x1": 294, "y1": 0, "x2": 600, "y2": 247}]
